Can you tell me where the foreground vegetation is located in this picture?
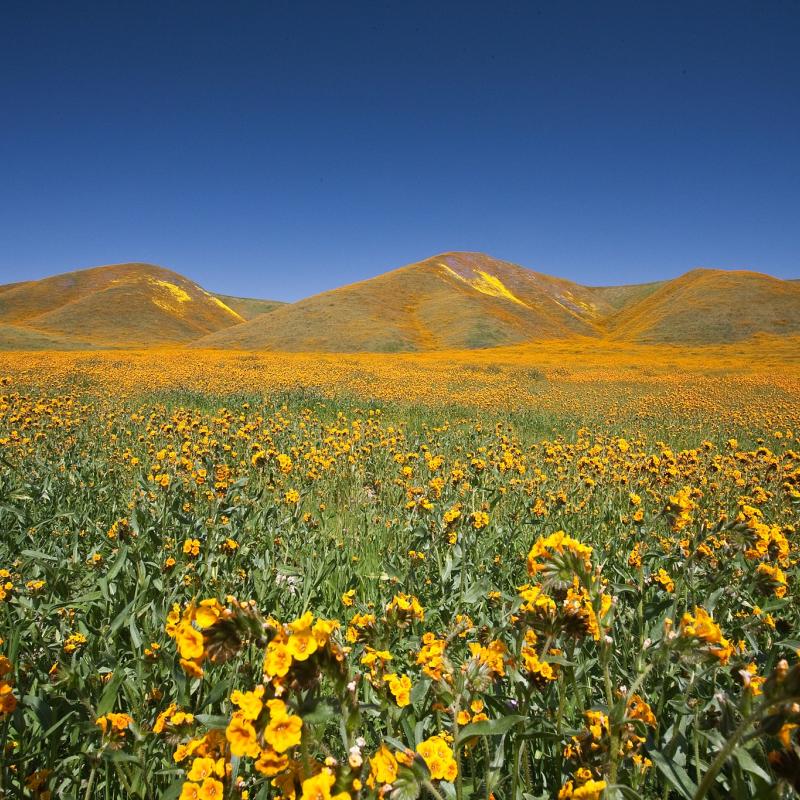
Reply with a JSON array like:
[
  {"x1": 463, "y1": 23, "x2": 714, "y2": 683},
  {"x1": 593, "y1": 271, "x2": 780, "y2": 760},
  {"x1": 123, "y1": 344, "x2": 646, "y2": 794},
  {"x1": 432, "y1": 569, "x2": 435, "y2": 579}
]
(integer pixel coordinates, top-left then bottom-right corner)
[{"x1": 0, "y1": 350, "x2": 798, "y2": 799}]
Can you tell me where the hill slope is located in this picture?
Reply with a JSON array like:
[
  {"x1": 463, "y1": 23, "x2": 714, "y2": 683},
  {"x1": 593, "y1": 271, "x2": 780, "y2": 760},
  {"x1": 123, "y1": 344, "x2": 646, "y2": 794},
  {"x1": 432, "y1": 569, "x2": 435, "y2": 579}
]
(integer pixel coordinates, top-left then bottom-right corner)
[
  {"x1": 211, "y1": 294, "x2": 286, "y2": 320},
  {"x1": 197, "y1": 253, "x2": 799, "y2": 352},
  {"x1": 195, "y1": 252, "x2": 646, "y2": 352},
  {"x1": 0, "y1": 263, "x2": 250, "y2": 348},
  {"x1": 3, "y1": 256, "x2": 797, "y2": 352},
  {"x1": 606, "y1": 268, "x2": 800, "y2": 343}
]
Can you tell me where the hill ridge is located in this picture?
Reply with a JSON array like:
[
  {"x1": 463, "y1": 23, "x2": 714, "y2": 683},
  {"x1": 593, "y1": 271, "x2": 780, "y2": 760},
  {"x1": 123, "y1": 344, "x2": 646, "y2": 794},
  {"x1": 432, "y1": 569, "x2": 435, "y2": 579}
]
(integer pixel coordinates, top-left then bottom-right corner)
[
  {"x1": 2, "y1": 254, "x2": 798, "y2": 351},
  {"x1": 195, "y1": 253, "x2": 800, "y2": 351}
]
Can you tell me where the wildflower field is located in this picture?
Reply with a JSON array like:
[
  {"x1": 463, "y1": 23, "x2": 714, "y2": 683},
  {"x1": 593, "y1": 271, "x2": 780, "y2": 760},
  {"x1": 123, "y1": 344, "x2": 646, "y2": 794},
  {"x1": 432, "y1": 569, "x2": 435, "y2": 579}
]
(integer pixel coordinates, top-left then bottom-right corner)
[{"x1": 0, "y1": 345, "x2": 799, "y2": 800}]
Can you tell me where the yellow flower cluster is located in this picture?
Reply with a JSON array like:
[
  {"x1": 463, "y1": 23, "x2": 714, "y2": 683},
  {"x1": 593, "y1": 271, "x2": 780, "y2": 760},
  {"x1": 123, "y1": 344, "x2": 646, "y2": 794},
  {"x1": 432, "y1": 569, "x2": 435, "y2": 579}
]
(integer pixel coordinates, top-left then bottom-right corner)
[
  {"x1": 416, "y1": 734, "x2": 458, "y2": 781},
  {"x1": 678, "y1": 606, "x2": 735, "y2": 665},
  {"x1": 95, "y1": 713, "x2": 133, "y2": 738},
  {"x1": 527, "y1": 530, "x2": 594, "y2": 578},
  {"x1": 0, "y1": 642, "x2": 16, "y2": 716}
]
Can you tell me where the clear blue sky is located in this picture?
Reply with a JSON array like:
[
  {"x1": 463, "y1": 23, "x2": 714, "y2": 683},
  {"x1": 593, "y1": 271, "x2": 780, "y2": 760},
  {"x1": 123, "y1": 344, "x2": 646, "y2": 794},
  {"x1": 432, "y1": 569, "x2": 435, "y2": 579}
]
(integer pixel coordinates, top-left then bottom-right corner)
[{"x1": 1, "y1": 1, "x2": 798, "y2": 301}]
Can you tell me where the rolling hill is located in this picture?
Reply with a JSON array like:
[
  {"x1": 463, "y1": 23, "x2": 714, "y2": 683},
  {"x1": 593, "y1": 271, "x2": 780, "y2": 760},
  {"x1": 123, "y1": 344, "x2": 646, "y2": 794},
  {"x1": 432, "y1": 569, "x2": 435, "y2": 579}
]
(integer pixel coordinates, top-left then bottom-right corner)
[
  {"x1": 194, "y1": 252, "x2": 665, "y2": 352},
  {"x1": 2, "y1": 254, "x2": 797, "y2": 351},
  {"x1": 197, "y1": 254, "x2": 799, "y2": 351},
  {"x1": 0, "y1": 263, "x2": 255, "y2": 348},
  {"x1": 605, "y1": 268, "x2": 800, "y2": 343}
]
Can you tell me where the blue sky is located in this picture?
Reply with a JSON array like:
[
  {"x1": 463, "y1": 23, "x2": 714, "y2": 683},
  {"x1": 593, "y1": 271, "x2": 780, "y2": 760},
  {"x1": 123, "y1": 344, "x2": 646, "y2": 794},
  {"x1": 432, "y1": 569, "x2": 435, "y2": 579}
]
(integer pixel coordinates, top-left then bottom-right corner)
[{"x1": 1, "y1": 1, "x2": 798, "y2": 301}]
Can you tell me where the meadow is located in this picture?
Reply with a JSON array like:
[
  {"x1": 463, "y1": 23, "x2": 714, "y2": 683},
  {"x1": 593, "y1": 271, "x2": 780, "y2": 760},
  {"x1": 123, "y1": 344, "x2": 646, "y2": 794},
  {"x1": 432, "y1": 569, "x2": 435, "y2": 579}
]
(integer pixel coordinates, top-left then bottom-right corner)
[{"x1": 0, "y1": 343, "x2": 798, "y2": 800}]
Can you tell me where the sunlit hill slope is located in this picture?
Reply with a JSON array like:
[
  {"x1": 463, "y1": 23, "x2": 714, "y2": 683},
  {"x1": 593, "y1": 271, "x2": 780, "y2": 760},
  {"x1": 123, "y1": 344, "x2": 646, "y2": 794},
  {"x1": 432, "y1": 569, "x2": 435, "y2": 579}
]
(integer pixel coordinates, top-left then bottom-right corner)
[
  {"x1": 0, "y1": 263, "x2": 261, "y2": 348},
  {"x1": 195, "y1": 252, "x2": 666, "y2": 352},
  {"x1": 606, "y1": 268, "x2": 800, "y2": 343},
  {"x1": 197, "y1": 253, "x2": 798, "y2": 351}
]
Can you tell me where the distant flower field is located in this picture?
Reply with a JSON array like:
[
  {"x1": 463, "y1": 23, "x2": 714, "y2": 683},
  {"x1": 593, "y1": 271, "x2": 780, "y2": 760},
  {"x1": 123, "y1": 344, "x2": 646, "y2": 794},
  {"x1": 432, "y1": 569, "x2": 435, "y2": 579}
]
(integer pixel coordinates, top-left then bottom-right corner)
[{"x1": 0, "y1": 345, "x2": 798, "y2": 799}]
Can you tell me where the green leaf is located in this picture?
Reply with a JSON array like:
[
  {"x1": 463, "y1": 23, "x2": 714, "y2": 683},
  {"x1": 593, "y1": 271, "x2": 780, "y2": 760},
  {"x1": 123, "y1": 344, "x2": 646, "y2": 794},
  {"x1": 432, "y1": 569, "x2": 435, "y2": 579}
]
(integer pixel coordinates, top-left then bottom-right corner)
[
  {"x1": 128, "y1": 618, "x2": 142, "y2": 649},
  {"x1": 20, "y1": 549, "x2": 59, "y2": 562},
  {"x1": 200, "y1": 677, "x2": 231, "y2": 710},
  {"x1": 106, "y1": 545, "x2": 129, "y2": 581},
  {"x1": 56, "y1": 590, "x2": 103, "y2": 608},
  {"x1": 102, "y1": 749, "x2": 139, "y2": 763},
  {"x1": 109, "y1": 598, "x2": 136, "y2": 635},
  {"x1": 390, "y1": 766, "x2": 421, "y2": 800},
  {"x1": 385, "y1": 735, "x2": 412, "y2": 753},
  {"x1": 462, "y1": 579, "x2": 490, "y2": 604},
  {"x1": 22, "y1": 694, "x2": 52, "y2": 730},
  {"x1": 410, "y1": 677, "x2": 430, "y2": 707},
  {"x1": 456, "y1": 714, "x2": 526, "y2": 744},
  {"x1": 605, "y1": 786, "x2": 644, "y2": 800},
  {"x1": 160, "y1": 778, "x2": 185, "y2": 800},
  {"x1": 97, "y1": 671, "x2": 126, "y2": 716},
  {"x1": 302, "y1": 700, "x2": 338, "y2": 725},
  {"x1": 195, "y1": 714, "x2": 229, "y2": 729},
  {"x1": 41, "y1": 709, "x2": 77, "y2": 740},
  {"x1": 648, "y1": 747, "x2": 698, "y2": 800},
  {"x1": 733, "y1": 746, "x2": 770, "y2": 782}
]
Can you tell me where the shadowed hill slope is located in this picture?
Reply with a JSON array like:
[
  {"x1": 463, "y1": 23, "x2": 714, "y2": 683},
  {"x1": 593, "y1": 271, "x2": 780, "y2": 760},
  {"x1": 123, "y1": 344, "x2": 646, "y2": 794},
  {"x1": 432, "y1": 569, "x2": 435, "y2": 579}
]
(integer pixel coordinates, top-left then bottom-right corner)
[
  {"x1": 195, "y1": 252, "x2": 651, "y2": 352},
  {"x1": 211, "y1": 294, "x2": 286, "y2": 320},
  {"x1": 586, "y1": 281, "x2": 665, "y2": 316}
]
